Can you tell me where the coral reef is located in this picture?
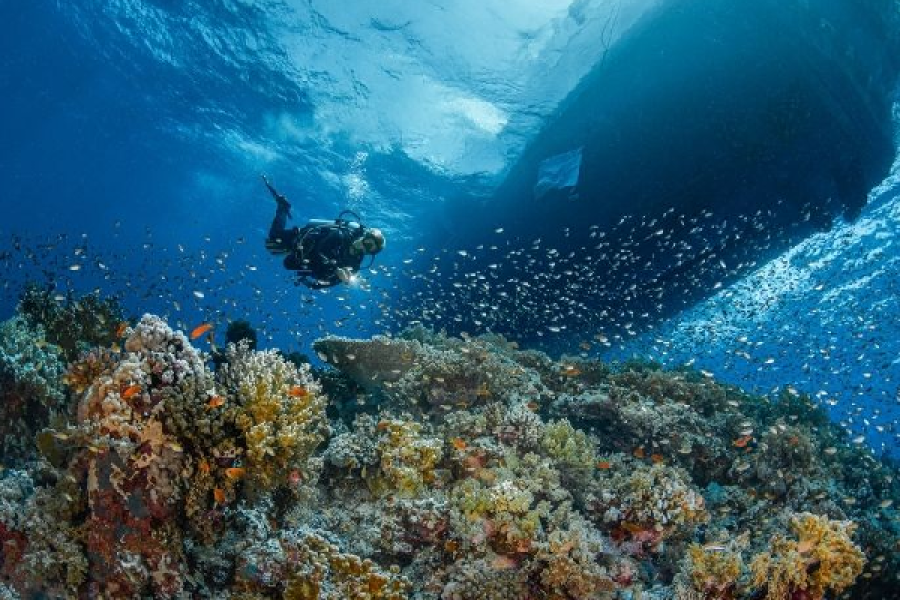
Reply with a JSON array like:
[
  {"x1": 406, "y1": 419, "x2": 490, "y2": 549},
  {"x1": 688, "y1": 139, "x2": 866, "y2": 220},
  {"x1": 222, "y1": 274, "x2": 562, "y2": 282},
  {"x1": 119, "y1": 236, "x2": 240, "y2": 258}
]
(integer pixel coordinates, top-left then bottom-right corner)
[
  {"x1": 17, "y1": 283, "x2": 125, "y2": 361},
  {"x1": 226, "y1": 319, "x2": 258, "y2": 349},
  {"x1": 217, "y1": 342, "x2": 327, "y2": 493},
  {"x1": 678, "y1": 541, "x2": 743, "y2": 599},
  {"x1": 1, "y1": 313, "x2": 331, "y2": 597},
  {"x1": 312, "y1": 331, "x2": 896, "y2": 599},
  {"x1": 749, "y1": 513, "x2": 865, "y2": 600},
  {"x1": 0, "y1": 316, "x2": 67, "y2": 463},
  {"x1": 0, "y1": 469, "x2": 87, "y2": 597},
  {"x1": 0, "y1": 299, "x2": 896, "y2": 599},
  {"x1": 540, "y1": 418, "x2": 596, "y2": 472},
  {"x1": 370, "y1": 418, "x2": 444, "y2": 497},
  {"x1": 587, "y1": 457, "x2": 708, "y2": 556}
]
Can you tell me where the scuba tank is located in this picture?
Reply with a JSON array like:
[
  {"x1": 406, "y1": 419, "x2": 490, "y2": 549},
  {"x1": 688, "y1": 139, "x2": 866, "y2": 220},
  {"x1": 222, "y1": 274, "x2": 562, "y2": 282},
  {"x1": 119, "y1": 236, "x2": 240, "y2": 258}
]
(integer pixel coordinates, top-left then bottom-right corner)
[
  {"x1": 305, "y1": 210, "x2": 364, "y2": 231},
  {"x1": 303, "y1": 218, "x2": 361, "y2": 232}
]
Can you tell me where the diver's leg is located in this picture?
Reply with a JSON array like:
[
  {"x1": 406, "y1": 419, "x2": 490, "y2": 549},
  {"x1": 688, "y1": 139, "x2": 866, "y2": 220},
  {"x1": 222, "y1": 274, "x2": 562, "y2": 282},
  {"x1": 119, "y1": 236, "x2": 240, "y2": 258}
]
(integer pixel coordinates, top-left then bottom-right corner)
[
  {"x1": 268, "y1": 203, "x2": 291, "y2": 243},
  {"x1": 262, "y1": 175, "x2": 294, "y2": 245},
  {"x1": 262, "y1": 175, "x2": 292, "y2": 213}
]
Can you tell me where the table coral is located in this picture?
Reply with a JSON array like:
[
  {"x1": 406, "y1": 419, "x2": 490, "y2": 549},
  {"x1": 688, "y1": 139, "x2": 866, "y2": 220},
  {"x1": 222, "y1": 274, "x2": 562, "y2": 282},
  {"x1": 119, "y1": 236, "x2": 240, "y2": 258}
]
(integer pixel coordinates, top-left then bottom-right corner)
[{"x1": 314, "y1": 334, "x2": 547, "y2": 413}]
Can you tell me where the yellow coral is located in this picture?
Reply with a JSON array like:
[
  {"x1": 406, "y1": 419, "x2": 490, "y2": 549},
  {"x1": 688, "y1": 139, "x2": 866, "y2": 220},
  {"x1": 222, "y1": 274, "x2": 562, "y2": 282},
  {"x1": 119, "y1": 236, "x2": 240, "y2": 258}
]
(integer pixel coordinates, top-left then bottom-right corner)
[
  {"x1": 750, "y1": 513, "x2": 865, "y2": 600},
  {"x1": 374, "y1": 419, "x2": 443, "y2": 497},
  {"x1": 537, "y1": 527, "x2": 617, "y2": 597},
  {"x1": 594, "y1": 459, "x2": 707, "y2": 542},
  {"x1": 448, "y1": 474, "x2": 544, "y2": 556},
  {"x1": 281, "y1": 535, "x2": 409, "y2": 600},
  {"x1": 541, "y1": 419, "x2": 596, "y2": 471},
  {"x1": 684, "y1": 543, "x2": 742, "y2": 597},
  {"x1": 222, "y1": 345, "x2": 327, "y2": 492}
]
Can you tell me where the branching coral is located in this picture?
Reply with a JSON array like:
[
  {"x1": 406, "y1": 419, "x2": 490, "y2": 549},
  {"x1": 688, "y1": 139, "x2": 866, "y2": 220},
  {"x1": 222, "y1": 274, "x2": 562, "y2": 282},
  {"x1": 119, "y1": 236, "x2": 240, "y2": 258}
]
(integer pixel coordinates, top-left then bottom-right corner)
[
  {"x1": 678, "y1": 543, "x2": 744, "y2": 599},
  {"x1": 218, "y1": 342, "x2": 327, "y2": 493},
  {"x1": 443, "y1": 454, "x2": 629, "y2": 599},
  {"x1": 236, "y1": 530, "x2": 410, "y2": 599},
  {"x1": 494, "y1": 402, "x2": 544, "y2": 452},
  {"x1": 541, "y1": 418, "x2": 596, "y2": 472},
  {"x1": 441, "y1": 556, "x2": 531, "y2": 600},
  {"x1": 324, "y1": 414, "x2": 380, "y2": 471},
  {"x1": 749, "y1": 513, "x2": 865, "y2": 600},
  {"x1": 533, "y1": 519, "x2": 621, "y2": 598},
  {"x1": 606, "y1": 362, "x2": 736, "y2": 416},
  {"x1": 371, "y1": 418, "x2": 444, "y2": 497},
  {"x1": 588, "y1": 457, "x2": 707, "y2": 555},
  {"x1": 729, "y1": 421, "x2": 819, "y2": 499},
  {"x1": 448, "y1": 474, "x2": 544, "y2": 557},
  {"x1": 550, "y1": 386, "x2": 733, "y2": 486}
]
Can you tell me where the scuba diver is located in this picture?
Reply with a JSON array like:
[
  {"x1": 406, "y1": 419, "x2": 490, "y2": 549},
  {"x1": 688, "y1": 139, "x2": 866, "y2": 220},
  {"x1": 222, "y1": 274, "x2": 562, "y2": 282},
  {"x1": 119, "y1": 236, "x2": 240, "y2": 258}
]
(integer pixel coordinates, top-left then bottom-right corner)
[{"x1": 262, "y1": 175, "x2": 385, "y2": 289}]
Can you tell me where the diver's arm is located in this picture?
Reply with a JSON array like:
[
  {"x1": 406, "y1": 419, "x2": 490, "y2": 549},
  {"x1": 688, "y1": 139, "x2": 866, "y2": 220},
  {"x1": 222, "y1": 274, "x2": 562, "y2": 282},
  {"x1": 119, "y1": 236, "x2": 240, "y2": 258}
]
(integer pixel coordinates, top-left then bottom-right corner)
[
  {"x1": 314, "y1": 229, "x2": 345, "y2": 270},
  {"x1": 298, "y1": 274, "x2": 338, "y2": 289}
]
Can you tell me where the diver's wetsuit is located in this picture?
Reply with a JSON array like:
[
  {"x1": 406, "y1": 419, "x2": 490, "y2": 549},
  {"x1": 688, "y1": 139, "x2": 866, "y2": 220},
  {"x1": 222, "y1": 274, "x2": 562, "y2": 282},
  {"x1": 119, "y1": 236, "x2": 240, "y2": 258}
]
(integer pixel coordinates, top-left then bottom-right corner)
[{"x1": 265, "y1": 202, "x2": 365, "y2": 289}]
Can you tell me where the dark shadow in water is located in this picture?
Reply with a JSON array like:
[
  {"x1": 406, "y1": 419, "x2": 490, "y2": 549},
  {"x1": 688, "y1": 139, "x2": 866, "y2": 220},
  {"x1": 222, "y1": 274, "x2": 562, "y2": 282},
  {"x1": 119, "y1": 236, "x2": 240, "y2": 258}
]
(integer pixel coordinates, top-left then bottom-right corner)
[{"x1": 420, "y1": 0, "x2": 900, "y2": 343}]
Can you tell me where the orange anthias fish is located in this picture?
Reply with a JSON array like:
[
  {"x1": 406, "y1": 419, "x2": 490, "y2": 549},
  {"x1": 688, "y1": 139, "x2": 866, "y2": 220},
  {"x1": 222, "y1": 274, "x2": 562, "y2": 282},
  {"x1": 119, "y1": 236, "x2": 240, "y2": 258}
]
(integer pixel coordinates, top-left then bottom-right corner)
[
  {"x1": 121, "y1": 384, "x2": 142, "y2": 400},
  {"x1": 225, "y1": 467, "x2": 246, "y2": 480},
  {"x1": 451, "y1": 438, "x2": 467, "y2": 451},
  {"x1": 207, "y1": 395, "x2": 226, "y2": 409},
  {"x1": 596, "y1": 460, "x2": 612, "y2": 470},
  {"x1": 288, "y1": 385, "x2": 309, "y2": 398},
  {"x1": 213, "y1": 488, "x2": 226, "y2": 504},
  {"x1": 733, "y1": 435, "x2": 753, "y2": 448},
  {"x1": 115, "y1": 322, "x2": 129, "y2": 338},
  {"x1": 190, "y1": 323, "x2": 213, "y2": 340}
]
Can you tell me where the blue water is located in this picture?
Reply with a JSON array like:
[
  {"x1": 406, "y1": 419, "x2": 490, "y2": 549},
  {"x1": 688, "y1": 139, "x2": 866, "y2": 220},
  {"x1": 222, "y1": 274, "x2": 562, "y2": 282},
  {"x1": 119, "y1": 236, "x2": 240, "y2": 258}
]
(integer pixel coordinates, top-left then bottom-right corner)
[{"x1": 1, "y1": 1, "x2": 899, "y2": 449}]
